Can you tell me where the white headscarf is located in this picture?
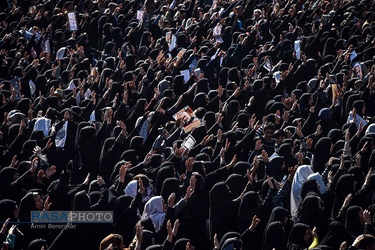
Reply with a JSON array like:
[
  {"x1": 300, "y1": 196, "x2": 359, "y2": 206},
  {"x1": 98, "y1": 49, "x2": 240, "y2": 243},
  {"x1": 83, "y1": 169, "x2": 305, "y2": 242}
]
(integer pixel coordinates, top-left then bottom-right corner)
[
  {"x1": 141, "y1": 196, "x2": 165, "y2": 230},
  {"x1": 290, "y1": 165, "x2": 314, "y2": 218},
  {"x1": 135, "y1": 115, "x2": 149, "y2": 143},
  {"x1": 125, "y1": 180, "x2": 138, "y2": 197}
]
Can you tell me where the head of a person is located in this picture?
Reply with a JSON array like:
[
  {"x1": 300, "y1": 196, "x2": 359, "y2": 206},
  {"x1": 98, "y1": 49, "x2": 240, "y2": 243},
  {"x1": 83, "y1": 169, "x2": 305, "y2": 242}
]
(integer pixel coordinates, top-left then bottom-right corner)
[
  {"x1": 99, "y1": 234, "x2": 124, "y2": 250},
  {"x1": 263, "y1": 122, "x2": 275, "y2": 143},
  {"x1": 274, "y1": 129, "x2": 285, "y2": 146},
  {"x1": 356, "y1": 234, "x2": 375, "y2": 250}
]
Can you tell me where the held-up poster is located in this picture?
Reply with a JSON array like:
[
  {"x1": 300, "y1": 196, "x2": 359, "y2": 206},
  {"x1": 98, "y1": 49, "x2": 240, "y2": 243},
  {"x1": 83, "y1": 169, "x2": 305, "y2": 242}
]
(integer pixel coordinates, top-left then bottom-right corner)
[{"x1": 173, "y1": 106, "x2": 201, "y2": 133}]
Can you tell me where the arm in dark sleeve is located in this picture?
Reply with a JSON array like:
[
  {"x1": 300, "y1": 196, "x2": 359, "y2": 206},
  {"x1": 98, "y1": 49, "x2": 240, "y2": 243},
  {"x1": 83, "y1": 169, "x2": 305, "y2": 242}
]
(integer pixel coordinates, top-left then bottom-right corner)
[
  {"x1": 90, "y1": 185, "x2": 108, "y2": 210},
  {"x1": 165, "y1": 128, "x2": 181, "y2": 147},
  {"x1": 364, "y1": 224, "x2": 375, "y2": 236},
  {"x1": 154, "y1": 207, "x2": 175, "y2": 244},
  {"x1": 162, "y1": 239, "x2": 174, "y2": 250},
  {"x1": 241, "y1": 228, "x2": 258, "y2": 250},
  {"x1": 130, "y1": 192, "x2": 143, "y2": 209}
]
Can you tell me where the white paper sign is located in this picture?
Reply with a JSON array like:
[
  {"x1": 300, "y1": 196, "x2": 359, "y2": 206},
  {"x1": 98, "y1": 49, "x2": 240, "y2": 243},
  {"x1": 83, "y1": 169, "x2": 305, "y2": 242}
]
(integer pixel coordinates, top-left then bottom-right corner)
[
  {"x1": 180, "y1": 69, "x2": 190, "y2": 83},
  {"x1": 189, "y1": 58, "x2": 198, "y2": 74},
  {"x1": 43, "y1": 39, "x2": 50, "y2": 53},
  {"x1": 137, "y1": 10, "x2": 144, "y2": 20},
  {"x1": 67, "y1": 12, "x2": 78, "y2": 31},
  {"x1": 263, "y1": 60, "x2": 272, "y2": 72},
  {"x1": 181, "y1": 134, "x2": 196, "y2": 151},
  {"x1": 55, "y1": 121, "x2": 68, "y2": 148},
  {"x1": 273, "y1": 71, "x2": 281, "y2": 83},
  {"x1": 34, "y1": 118, "x2": 51, "y2": 137},
  {"x1": 294, "y1": 40, "x2": 301, "y2": 59},
  {"x1": 350, "y1": 50, "x2": 357, "y2": 62},
  {"x1": 353, "y1": 62, "x2": 363, "y2": 79},
  {"x1": 66, "y1": 80, "x2": 76, "y2": 90},
  {"x1": 169, "y1": 34, "x2": 177, "y2": 52},
  {"x1": 213, "y1": 26, "x2": 222, "y2": 36}
]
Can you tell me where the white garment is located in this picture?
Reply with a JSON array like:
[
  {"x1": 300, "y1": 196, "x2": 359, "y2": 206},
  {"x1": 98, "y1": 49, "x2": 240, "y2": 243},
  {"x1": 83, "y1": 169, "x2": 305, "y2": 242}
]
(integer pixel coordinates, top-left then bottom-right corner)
[
  {"x1": 290, "y1": 165, "x2": 314, "y2": 218},
  {"x1": 141, "y1": 196, "x2": 165, "y2": 230}
]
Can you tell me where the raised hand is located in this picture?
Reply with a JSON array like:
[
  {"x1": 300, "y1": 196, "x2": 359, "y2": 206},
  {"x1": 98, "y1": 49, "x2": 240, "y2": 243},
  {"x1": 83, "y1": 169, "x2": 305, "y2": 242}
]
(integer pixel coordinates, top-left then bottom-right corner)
[
  {"x1": 185, "y1": 157, "x2": 194, "y2": 172},
  {"x1": 225, "y1": 154, "x2": 237, "y2": 171},
  {"x1": 249, "y1": 215, "x2": 260, "y2": 232},
  {"x1": 30, "y1": 157, "x2": 38, "y2": 175},
  {"x1": 183, "y1": 186, "x2": 195, "y2": 201},
  {"x1": 11, "y1": 155, "x2": 18, "y2": 168},
  {"x1": 255, "y1": 139, "x2": 263, "y2": 151},
  {"x1": 45, "y1": 166, "x2": 56, "y2": 179},
  {"x1": 201, "y1": 134, "x2": 214, "y2": 146},
  {"x1": 168, "y1": 193, "x2": 176, "y2": 207},
  {"x1": 138, "y1": 178, "x2": 146, "y2": 195},
  {"x1": 97, "y1": 176, "x2": 105, "y2": 187},
  {"x1": 43, "y1": 196, "x2": 52, "y2": 211}
]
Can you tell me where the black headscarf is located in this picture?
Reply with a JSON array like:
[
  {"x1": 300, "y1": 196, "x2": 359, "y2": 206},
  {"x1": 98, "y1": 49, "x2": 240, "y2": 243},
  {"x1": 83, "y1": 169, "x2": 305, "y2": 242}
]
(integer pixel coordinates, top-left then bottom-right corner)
[
  {"x1": 28, "y1": 239, "x2": 48, "y2": 250},
  {"x1": 267, "y1": 206, "x2": 289, "y2": 228},
  {"x1": 0, "y1": 167, "x2": 25, "y2": 202},
  {"x1": 209, "y1": 182, "x2": 238, "y2": 241},
  {"x1": 192, "y1": 93, "x2": 207, "y2": 110},
  {"x1": 73, "y1": 190, "x2": 91, "y2": 210},
  {"x1": 347, "y1": 166, "x2": 364, "y2": 188},
  {"x1": 332, "y1": 174, "x2": 355, "y2": 218},
  {"x1": 319, "y1": 221, "x2": 354, "y2": 249},
  {"x1": 121, "y1": 149, "x2": 138, "y2": 166},
  {"x1": 125, "y1": 98, "x2": 147, "y2": 132},
  {"x1": 113, "y1": 195, "x2": 138, "y2": 246},
  {"x1": 160, "y1": 177, "x2": 181, "y2": 204},
  {"x1": 300, "y1": 179, "x2": 319, "y2": 202},
  {"x1": 173, "y1": 238, "x2": 191, "y2": 250},
  {"x1": 77, "y1": 126, "x2": 100, "y2": 178},
  {"x1": 299, "y1": 93, "x2": 313, "y2": 119},
  {"x1": 270, "y1": 156, "x2": 285, "y2": 182},
  {"x1": 0, "y1": 199, "x2": 18, "y2": 225},
  {"x1": 19, "y1": 140, "x2": 37, "y2": 162},
  {"x1": 263, "y1": 221, "x2": 287, "y2": 250},
  {"x1": 98, "y1": 68, "x2": 112, "y2": 93},
  {"x1": 287, "y1": 223, "x2": 310, "y2": 250},
  {"x1": 345, "y1": 205, "x2": 364, "y2": 237},
  {"x1": 298, "y1": 193, "x2": 328, "y2": 239},
  {"x1": 278, "y1": 144, "x2": 298, "y2": 169},
  {"x1": 225, "y1": 174, "x2": 245, "y2": 199},
  {"x1": 129, "y1": 136, "x2": 144, "y2": 152},
  {"x1": 155, "y1": 166, "x2": 174, "y2": 196},
  {"x1": 312, "y1": 137, "x2": 332, "y2": 174},
  {"x1": 233, "y1": 161, "x2": 250, "y2": 176},
  {"x1": 238, "y1": 191, "x2": 261, "y2": 233}
]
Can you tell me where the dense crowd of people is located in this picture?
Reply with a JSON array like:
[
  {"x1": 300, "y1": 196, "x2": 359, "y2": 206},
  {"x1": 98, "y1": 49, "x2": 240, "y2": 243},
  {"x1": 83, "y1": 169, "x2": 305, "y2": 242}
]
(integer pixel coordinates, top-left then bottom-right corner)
[{"x1": 1, "y1": 0, "x2": 375, "y2": 249}]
